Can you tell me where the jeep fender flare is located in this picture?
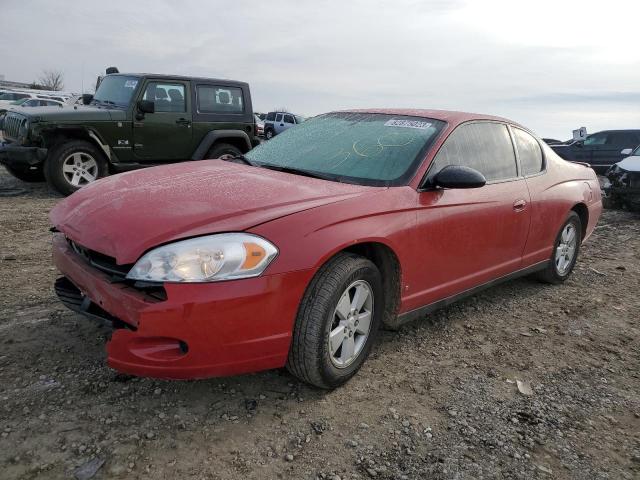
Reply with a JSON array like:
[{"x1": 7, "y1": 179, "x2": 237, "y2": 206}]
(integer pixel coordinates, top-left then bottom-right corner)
[
  {"x1": 48, "y1": 126, "x2": 114, "y2": 163},
  {"x1": 191, "y1": 130, "x2": 252, "y2": 160}
]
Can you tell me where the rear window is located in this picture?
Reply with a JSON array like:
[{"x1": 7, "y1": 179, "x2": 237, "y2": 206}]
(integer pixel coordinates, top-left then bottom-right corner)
[
  {"x1": 513, "y1": 127, "x2": 544, "y2": 176},
  {"x1": 197, "y1": 85, "x2": 244, "y2": 113}
]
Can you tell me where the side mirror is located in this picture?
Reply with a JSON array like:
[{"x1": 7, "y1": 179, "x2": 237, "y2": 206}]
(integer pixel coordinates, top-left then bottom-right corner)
[
  {"x1": 433, "y1": 165, "x2": 486, "y2": 189},
  {"x1": 82, "y1": 94, "x2": 93, "y2": 105},
  {"x1": 620, "y1": 148, "x2": 633, "y2": 156},
  {"x1": 137, "y1": 100, "x2": 155, "y2": 114}
]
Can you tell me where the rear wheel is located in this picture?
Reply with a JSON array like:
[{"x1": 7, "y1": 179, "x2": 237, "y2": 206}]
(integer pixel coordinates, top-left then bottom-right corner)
[
  {"x1": 44, "y1": 140, "x2": 107, "y2": 196},
  {"x1": 536, "y1": 211, "x2": 581, "y2": 284},
  {"x1": 4, "y1": 165, "x2": 44, "y2": 182},
  {"x1": 205, "y1": 143, "x2": 242, "y2": 159},
  {"x1": 286, "y1": 253, "x2": 383, "y2": 389}
]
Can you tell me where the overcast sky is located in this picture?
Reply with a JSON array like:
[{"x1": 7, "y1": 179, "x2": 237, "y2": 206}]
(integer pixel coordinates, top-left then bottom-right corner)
[{"x1": 1, "y1": 0, "x2": 639, "y2": 139}]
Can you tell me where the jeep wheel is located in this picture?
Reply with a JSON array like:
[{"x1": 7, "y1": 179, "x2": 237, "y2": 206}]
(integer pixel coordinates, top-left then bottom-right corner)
[
  {"x1": 265, "y1": 129, "x2": 274, "y2": 140},
  {"x1": 206, "y1": 143, "x2": 242, "y2": 159},
  {"x1": 4, "y1": 165, "x2": 45, "y2": 182},
  {"x1": 45, "y1": 140, "x2": 108, "y2": 196}
]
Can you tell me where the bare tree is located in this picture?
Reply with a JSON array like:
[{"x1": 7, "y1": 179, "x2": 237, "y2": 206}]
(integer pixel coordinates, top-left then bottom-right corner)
[{"x1": 37, "y1": 69, "x2": 64, "y2": 91}]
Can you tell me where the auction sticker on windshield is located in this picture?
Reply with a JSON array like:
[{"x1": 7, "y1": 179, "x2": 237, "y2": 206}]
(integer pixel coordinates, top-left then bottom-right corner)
[
  {"x1": 124, "y1": 80, "x2": 138, "y2": 88},
  {"x1": 384, "y1": 119, "x2": 432, "y2": 129}
]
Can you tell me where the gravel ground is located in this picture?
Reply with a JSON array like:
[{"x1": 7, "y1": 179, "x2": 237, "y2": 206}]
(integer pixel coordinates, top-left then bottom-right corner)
[{"x1": 0, "y1": 166, "x2": 638, "y2": 480}]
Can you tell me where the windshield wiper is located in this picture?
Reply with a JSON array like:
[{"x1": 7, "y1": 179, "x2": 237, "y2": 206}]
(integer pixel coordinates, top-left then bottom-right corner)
[{"x1": 259, "y1": 164, "x2": 338, "y2": 182}]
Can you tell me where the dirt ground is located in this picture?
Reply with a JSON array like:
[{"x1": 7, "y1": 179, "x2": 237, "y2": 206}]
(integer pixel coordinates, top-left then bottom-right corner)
[{"x1": 0, "y1": 166, "x2": 638, "y2": 480}]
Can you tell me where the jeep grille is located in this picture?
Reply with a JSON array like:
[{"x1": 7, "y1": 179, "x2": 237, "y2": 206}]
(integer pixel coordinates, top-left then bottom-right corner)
[{"x1": 2, "y1": 112, "x2": 26, "y2": 142}]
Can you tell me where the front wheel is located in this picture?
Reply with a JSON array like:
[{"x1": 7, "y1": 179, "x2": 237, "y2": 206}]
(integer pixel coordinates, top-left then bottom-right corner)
[
  {"x1": 44, "y1": 140, "x2": 108, "y2": 196},
  {"x1": 536, "y1": 211, "x2": 581, "y2": 284},
  {"x1": 265, "y1": 129, "x2": 274, "y2": 140},
  {"x1": 286, "y1": 253, "x2": 383, "y2": 389},
  {"x1": 205, "y1": 143, "x2": 242, "y2": 159}
]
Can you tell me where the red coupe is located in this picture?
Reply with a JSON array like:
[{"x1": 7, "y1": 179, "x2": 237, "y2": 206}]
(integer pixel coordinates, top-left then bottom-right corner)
[{"x1": 50, "y1": 109, "x2": 602, "y2": 389}]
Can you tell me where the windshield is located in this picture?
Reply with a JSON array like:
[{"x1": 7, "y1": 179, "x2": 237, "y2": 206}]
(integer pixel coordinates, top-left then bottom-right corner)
[
  {"x1": 93, "y1": 75, "x2": 140, "y2": 107},
  {"x1": 245, "y1": 112, "x2": 445, "y2": 186},
  {"x1": 633, "y1": 145, "x2": 640, "y2": 155},
  {"x1": 11, "y1": 98, "x2": 29, "y2": 105}
]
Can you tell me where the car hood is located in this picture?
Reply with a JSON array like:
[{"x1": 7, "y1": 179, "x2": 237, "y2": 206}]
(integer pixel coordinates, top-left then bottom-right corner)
[
  {"x1": 615, "y1": 155, "x2": 640, "y2": 172},
  {"x1": 50, "y1": 160, "x2": 375, "y2": 264},
  {"x1": 12, "y1": 105, "x2": 126, "y2": 122}
]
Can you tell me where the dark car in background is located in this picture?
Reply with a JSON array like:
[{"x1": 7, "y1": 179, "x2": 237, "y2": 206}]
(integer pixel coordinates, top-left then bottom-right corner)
[
  {"x1": 550, "y1": 129, "x2": 640, "y2": 173},
  {"x1": 0, "y1": 70, "x2": 257, "y2": 195}
]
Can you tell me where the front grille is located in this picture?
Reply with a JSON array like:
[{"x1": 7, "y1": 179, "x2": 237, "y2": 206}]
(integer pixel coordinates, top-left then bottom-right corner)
[
  {"x1": 2, "y1": 112, "x2": 25, "y2": 141},
  {"x1": 68, "y1": 238, "x2": 131, "y2": 279},
  {"x1": 66, "y1": 238, "x2": 167, "y2": 301}
]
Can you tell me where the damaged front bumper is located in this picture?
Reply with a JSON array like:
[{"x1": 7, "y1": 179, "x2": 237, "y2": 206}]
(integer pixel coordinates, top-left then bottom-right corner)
[{"x1": 51, "y1": 233, "x2": 312, "y2": 380}]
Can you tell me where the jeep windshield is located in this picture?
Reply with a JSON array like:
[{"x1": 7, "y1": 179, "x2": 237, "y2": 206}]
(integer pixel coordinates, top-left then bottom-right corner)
[
  {"x1": 245, "y1": 112, "x2": 445, "y2": 186},
  {"x1": 92, "y1": 75, "x2": 140, "y2": 108}
]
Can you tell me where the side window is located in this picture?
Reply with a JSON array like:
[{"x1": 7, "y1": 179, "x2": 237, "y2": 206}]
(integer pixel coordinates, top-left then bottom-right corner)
[
  {"x1": 432, "y1": 122, "x2": 517, "y2": 182},
  {"x1": 513, "y1": 128, "x2": 544, "y2": 176},
  {"x1": 275, "y1": 113, "x2": 283, "y2": 122},
  {"x1": 606, "y1": 132, "x2": 639, "y2": 146},
  {"x1": 584, "y1": 132, "x2": 607, "y2": 145},
  {"x1": 143, "y1": 82, "x2": 186, "y2": 113},
  {"x1": 284, "y1": 114, "x2": 295, "y2": 124},
  {"x1": 266, "y1": 112, "x2": 276, "y2": 121},
  {"x1": 197, "y1": 85, "x2": 244, "y2": 113}
]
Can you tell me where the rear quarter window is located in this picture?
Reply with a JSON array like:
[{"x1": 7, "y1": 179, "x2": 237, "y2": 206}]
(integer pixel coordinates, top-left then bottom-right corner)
[
  {"x1": 513, "y1": 127, "x2": 544, "y2": 176},
  {"x1": 197, "y1": 85, "x2": 244, "y2": 113}
]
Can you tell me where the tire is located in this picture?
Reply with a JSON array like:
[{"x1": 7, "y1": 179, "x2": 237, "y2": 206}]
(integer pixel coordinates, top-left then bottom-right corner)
[
  {"x1": 265, "y1": 128, "x2": 274, "y2": 140},
  {"x1": 536, "y1": 211, "x2": 581, "y2": 284},
  {"x1": 44, "y1": 140, "x2": 108, "y2": 196},
  {"x1": 205, "y1": 143, "x2": 242, "y2": 159},
  {"x1": 286, "y1": 252, "x2": 384, "y2": 389},
  {"x1": 4, "y1": 165, "x2": 44, "y2": 182}
]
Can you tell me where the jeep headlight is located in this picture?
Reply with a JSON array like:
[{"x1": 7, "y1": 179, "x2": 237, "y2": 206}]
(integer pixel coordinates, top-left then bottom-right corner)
[{"x1": 126, "y1": 233, "x2": 278, "y2": 283}]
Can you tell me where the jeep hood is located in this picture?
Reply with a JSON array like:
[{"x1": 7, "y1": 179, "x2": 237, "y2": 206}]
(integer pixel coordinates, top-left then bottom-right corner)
[
  {"x1": 18, "y1": 105, "x2": 126, "y2": 122},
  {"x1": 50, "y1": 160, "x2": 375, "y2": 264}
]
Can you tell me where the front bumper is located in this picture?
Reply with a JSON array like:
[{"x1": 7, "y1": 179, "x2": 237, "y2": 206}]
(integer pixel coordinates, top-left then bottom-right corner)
[
  {"x1": 0, "y1": 142, "x2": 47, "y2": 171},
  {"x1": 52, "y1": 234, "x2": 314, "y2": 379}
]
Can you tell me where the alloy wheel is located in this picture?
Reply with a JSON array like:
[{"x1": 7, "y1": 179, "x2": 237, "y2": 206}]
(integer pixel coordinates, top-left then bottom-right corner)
[
  {"x1": 329, "y1": 280, "x2": 374, "y2": 368},
  {"x1": 62, "y1": 152, "x2": 98, "y2": 187},
  {"x1": 555, "y1": 223, "x2": 577, "y2": 275}
]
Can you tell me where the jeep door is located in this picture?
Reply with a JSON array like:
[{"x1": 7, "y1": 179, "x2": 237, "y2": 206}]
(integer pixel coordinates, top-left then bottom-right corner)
[
  {"x1": 410, "y1": 121, "x2": 531, "y2": 310},
  {"x1": 133, "y1": 80, "x2": 193, "y2": 161}
]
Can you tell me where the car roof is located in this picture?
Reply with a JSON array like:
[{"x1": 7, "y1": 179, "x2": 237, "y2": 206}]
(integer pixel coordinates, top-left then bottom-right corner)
[
  {"x1": 107, "y1": 73, "x2": 249, "y2": 88},
  {"x1": 333, "y1": 108, "x2": 524, "y2": 129}
]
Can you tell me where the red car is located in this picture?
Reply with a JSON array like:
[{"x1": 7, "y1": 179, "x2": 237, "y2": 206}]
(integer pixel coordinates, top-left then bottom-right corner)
[{"x1": 50, "y1": 109, "x2": 602, "y2": 389}]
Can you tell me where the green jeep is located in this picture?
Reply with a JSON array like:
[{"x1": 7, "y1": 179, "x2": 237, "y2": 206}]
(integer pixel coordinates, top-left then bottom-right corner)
[{"x1": 0, "y1": 72, "x2": 257, "y2": 195}]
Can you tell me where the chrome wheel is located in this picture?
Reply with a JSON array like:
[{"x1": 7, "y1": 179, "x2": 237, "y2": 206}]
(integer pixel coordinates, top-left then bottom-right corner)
[
  {"x1": 329, "y1": 280, "x2": 374, "y2": 368},
  {"x1": 555, "y1": 223, "x2": 577, "y2": 275},
  {"x1": 62, "y1": 152, "x2": 98, "y2": 187}
]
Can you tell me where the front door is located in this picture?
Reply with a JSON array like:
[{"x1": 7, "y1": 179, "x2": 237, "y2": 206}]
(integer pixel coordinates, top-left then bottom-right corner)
[
  {"x1": 133, "y1": 80, "x2": 193, "y2": 161},
  {"x1": 407, "y1": 121, "x2": 531, "y2": 311}
]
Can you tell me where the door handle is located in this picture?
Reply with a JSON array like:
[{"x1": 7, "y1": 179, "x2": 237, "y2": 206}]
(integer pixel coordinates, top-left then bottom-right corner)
[
  {"x1": 176, "y1": 118, "x2": 191, "y2": 126},
  {"x1": 513, "y1": 199, "x2": 527, "y2": 212}
]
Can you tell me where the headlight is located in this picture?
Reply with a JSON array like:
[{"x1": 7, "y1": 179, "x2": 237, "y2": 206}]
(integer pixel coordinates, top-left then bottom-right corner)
[{"x1": 126, "y1": 233, "x2": 278, "y2": 283}]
